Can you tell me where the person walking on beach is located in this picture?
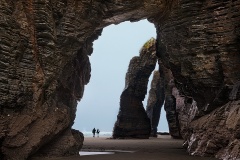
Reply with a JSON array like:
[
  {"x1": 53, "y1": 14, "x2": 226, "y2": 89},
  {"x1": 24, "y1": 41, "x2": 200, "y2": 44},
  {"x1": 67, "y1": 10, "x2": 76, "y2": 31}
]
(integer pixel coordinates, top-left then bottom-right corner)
[
  {"x1": 96, "y1": 129, "x2": 100, "y2": 137},
  {"x1": 92, "y1": 128, "x2": 96, "y2": 137}
]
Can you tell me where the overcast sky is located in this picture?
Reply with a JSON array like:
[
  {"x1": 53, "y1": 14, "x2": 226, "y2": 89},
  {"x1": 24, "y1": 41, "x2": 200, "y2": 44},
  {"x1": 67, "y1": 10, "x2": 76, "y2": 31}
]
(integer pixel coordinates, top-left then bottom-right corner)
[{"x1": 73, "y1": 20, "x2": 169, "y2": 132}]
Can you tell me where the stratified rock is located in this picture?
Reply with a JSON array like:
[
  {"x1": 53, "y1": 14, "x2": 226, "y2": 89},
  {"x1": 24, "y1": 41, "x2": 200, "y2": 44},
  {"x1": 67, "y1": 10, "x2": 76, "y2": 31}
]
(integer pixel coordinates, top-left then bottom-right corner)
[
  {"x1": 113, "y1": 38, "x2": 157, "y2": 139},
  {"x1": 172, "y1": 87, "x2": 198, "y2": 141},
  {"x1": 158, "y1": 61, "x2": 182, "y2": 139},
  {"x1": 156, "y1": 0, "x2": 240, "y2": 158},
  {"x1": 0, "y1": 0, "x2": 239, "y2": 159},
  {"x1": 146, "y1": 52, "x2": 194, "y2": 140},
  {"x1": 157, "y1": 0, "x2": 240, "y2": 114},
  {"x1": 31, "y1": 129, "x2": 84, "y2": 158},
  {"x1": 146, "y1": 71, "x2": 165, "y2": 137},
  {"x1": 0, "y1": 1, "x2": 168, "y2": 159},
  {"x1": 149, "y1": 59, "x2": 196, "y2": 139},
  {"x1": 186, "y1": 82, "x2": 240, "y2": 158}
]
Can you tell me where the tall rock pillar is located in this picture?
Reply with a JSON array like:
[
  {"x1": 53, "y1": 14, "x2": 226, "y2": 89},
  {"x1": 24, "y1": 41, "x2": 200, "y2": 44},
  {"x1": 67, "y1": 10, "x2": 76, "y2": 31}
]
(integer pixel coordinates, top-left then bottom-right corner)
[
  {"x1": 113, "y1": 38, "x2": 157, "y2": 138},
  {"x1": 159, "y1": 60, "x2": 182, "y2": 139},
  {"x1": 146, "y1": 71, "x2": 165, "y2": 137}
]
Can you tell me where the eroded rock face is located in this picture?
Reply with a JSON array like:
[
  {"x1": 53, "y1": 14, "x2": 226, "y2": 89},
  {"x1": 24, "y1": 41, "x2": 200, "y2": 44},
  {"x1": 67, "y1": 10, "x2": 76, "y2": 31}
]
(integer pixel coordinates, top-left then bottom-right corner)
[
  {"x1": 157, "y1": 0, "x2": 240, "y2": 114},
  {"x1": 0, "y1": 1, "x2": 168, "y2": 159},
  {"x1": 187, "y1": 83, "x2": 240, "y2": 158},
  {"x1": 32, "y1": 129, "x2": 84, "y2": 158},
  {"x1": 156, "y1": 0, "x2": 240, "y2": 158},
  {"x1": 146, "y1": 59, "x2": 197, "y2": 139},
  {"x1": 161, "y1": 64, "x2": 182, "y2": 139},
  {"x1": 146, "y1": 71, "x2": 165, "y2": 137},
  {"x1": 113, "y1": 38, "x2": 157, "y2": 139},
  {"x1": 0, "y1": 0, "x2": 239, "y2": 159},
  {"x1": 172, "y1": 87, "x2": 198, "y2": 141}
]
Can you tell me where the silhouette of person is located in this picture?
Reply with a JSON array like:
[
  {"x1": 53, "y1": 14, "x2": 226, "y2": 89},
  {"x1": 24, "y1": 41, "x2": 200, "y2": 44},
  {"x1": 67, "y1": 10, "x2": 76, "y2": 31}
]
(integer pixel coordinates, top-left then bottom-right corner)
[
  {"x1": 96, "y1": 129, "x2": 100, "y2": 137},
  {"x1": 92, "y1": 128, "x2": 96, "y2": 137}
]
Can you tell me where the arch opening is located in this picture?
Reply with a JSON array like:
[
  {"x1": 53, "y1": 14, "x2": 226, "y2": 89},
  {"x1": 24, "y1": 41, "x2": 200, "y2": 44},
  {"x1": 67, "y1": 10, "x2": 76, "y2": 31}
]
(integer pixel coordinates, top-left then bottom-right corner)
[
  {"x1": 73, "y1": 19, "x2": 158, "y2": 137},
  {"x1": 158, "y1": 104, "x2": 169, "y2": 133}
]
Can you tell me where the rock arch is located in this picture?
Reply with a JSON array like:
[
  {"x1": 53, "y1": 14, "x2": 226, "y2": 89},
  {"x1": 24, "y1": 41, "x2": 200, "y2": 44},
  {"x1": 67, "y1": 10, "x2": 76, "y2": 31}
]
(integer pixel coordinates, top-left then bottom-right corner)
[{"x1": 0, "y1": 0, "x2": 239, "y2": 159}]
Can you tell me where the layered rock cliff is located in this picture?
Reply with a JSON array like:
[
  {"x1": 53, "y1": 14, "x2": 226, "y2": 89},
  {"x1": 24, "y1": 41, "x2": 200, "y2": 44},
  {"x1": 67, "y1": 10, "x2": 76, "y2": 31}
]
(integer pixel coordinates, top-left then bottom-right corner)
[
  {"x1": 156, "y1": 0, "x2": 240, "y2": 158},
  {"x1": 113, "y1": 38, "x2": 157, "y2": 139},
  {"x1": 0, "y1": 0, "x2": 239, "y2": 159},
  {"x1": 0, "y1": 1, "x2": 168, "y2": 159},
  {"x1": 146, "y1": 71, "x2": 165, "y2": 137},
  {"x1": 146, "y1": 60, "x2": 182, "y2": 139}
]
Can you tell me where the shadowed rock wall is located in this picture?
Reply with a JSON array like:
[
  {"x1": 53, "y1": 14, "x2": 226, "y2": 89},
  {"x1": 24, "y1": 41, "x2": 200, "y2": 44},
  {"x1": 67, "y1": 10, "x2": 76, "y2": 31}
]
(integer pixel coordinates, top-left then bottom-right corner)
[
  {"x1": 0, "y1": 0, "x2": 170, "y2": 159},
  {"x1": 156, "y1": 0, "x2": 240, "y2": 158},
  {"x1": 113, "y1": 38, "x2": 157, "y2": 139},
  {"x1": 172, "y1": 87, "x2": 198, "y2": 141},
  {"x1": 159, "y1": 61, "x2": 182, "y2": 139},
  {"x1": 146, "y1": 71, "x2": 165, "y2": 137},
  {"x1": 0, "y1": 0, "x2": 239, "y2": 159},
  {"x1": 157, "y1": 0, "x2": 240, "y2": 113},
  {"x1": 146, "y1": 60, "x2": 197, "y2": 139}
]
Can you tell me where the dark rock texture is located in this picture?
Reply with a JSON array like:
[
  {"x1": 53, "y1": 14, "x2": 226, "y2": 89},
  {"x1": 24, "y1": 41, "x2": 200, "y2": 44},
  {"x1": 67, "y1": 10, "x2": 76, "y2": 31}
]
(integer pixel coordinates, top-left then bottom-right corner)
[
  {"x1": 157, "y1": 0, "x2": 240, "y2": 114},
  {"x1": 187, "y1": 84, "x2": 240, "y2": 158},
  {"x1": 147, "y1": 60, "x2": 197, "y2": 139},
  {"x1": 113, "y1": 38, "x2": 157, "y2": 139},
  {"x1": 146, "y1": 58, "x2": 192, "y2": 140},
  {"x1": 32, "y1": 129, "x2": 84, "y2": 158},
  {"x1": 0, "y1": 0, "x2": 240, "y2": 159},
  {"x1": 146, "y1": 71, "x2": 165, "y2": 137},
  {"x1": 160, "y1": 64, "x2": 182, "y2": 139},
  {"x1": 156, "y1": 0, "x2": 240, "y2": 158},
  {"x1": 172, "y1": 87, "x2": 198, "y2": 141},
  {"x1": 0, "y1": 1, "x2": 168, "y2": 159}
]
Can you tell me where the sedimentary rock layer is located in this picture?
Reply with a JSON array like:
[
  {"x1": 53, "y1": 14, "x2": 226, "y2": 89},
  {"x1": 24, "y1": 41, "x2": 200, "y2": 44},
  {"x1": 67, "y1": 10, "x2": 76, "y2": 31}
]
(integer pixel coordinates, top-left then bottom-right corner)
[
  {"x1": 156, "y1": 0, "x2": 240, "y2": 158},
  {"x1": 32, "y1": 129, "x2": 84, "y2": 158},
  {"x1": 146, "y1": 71, "x2": 165, "y2": 137},
  {"x1": 146, "y1": 57, "x2": 194, "y2": 140},
  {"x1": 172, "y1": 87, "x2": 198, "y2": 141},
  {"x1": 113, "y1": 38, "x2": 157, "y2": 139},
  {"x1": 0, "y1": 1, "x2": 169, "y2": 159},
  {"x1": 159, "y1": 61, "x2": 182, "y2": 139},
  {"x1": 0, "y1": 0, "x2": 239, "y2": 159}
]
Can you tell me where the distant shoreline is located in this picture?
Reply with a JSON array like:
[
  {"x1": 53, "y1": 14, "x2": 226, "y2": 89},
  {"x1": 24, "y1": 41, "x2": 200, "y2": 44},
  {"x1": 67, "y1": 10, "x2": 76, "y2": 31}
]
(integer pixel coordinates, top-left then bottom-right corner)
[{"x1": 82, "y1": 131, "x2": 170, "y2": 137}]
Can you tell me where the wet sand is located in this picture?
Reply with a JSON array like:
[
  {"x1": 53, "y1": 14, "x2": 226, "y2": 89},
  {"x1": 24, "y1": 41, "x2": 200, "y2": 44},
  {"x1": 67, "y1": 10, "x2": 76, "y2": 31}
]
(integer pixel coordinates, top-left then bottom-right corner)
[{"x1": 33, "y1": 135, "x2": 217, "y2": 160}]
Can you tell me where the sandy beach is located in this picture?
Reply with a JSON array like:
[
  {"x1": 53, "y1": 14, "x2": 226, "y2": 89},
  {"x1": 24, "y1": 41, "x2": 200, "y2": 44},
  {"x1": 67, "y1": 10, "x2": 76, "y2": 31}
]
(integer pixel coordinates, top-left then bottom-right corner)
[{"x1": 33, "y1": 135, "x2": 217, "y2": 160}]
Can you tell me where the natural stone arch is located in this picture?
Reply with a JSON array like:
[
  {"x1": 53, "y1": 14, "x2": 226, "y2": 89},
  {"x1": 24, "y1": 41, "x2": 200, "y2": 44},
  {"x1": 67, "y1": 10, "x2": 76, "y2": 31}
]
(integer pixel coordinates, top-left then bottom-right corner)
[
  {"x1": 0, "y1": 1, "x2": 174, "y2": 159},
  {"x1": 0, "y1": 0, "x2": 240, "y2": 159}
]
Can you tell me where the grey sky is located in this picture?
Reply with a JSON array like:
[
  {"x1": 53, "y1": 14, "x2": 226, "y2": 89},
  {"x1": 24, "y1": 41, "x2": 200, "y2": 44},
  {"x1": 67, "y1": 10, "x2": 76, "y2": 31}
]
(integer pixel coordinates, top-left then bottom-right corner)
[{"x1": 73, "y1": 20, "x2": 169, "y2": 132}]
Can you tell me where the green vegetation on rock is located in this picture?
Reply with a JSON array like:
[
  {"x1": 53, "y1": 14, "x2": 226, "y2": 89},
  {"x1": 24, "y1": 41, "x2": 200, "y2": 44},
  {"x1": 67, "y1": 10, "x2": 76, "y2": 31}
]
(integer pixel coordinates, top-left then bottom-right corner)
[{"x1": 140, "y1": 37, "x2": 156, "y2": 52}]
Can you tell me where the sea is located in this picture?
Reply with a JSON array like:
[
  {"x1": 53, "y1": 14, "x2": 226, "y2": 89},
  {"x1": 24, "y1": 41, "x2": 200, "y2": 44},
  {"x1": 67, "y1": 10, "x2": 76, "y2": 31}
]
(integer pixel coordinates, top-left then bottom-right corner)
[{"x1": 82, "y1": 131, "x2": 112, "y2": 137}]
